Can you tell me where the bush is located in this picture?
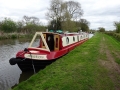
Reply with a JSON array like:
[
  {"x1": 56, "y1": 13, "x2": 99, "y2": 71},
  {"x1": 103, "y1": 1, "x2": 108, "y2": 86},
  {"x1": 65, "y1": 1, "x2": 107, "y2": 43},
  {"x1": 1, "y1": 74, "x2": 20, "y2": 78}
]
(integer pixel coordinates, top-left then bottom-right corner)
[
  {"x1": 105, "y1": 32, "x2": 120, "y2": 41},
  {"x1": 11, "y1": 34, "x2": 17, "y2": 39},
  {"x1": 114, "y1": 21, "x2": 120, "y2": 33},
  {"x1": 0, "y1": 18, "x2": 17, "y2": 33}
]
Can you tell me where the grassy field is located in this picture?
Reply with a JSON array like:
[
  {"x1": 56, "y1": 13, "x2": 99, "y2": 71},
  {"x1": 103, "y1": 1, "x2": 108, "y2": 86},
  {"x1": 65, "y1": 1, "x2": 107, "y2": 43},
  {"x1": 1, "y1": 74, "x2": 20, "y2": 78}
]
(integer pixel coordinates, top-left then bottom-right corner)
[{"x1": 13, "y1": 33, "x2": 120, "y2": 90}]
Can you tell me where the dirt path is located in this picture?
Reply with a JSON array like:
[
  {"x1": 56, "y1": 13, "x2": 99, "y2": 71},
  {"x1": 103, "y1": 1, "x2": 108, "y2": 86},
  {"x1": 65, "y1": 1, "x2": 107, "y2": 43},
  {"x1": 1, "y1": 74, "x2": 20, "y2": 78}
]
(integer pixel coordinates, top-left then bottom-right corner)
[{"x1": 99, "y1": 35, "x2": 120, "y2": 89}]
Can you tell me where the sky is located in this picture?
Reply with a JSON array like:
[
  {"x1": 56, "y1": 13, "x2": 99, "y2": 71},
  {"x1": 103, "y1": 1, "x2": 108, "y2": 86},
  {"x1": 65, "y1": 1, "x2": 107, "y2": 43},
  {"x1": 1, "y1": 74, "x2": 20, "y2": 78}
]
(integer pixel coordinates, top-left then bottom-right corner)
[{"x1": 0, "y1": 0, "x2": 120, "y2": 30}]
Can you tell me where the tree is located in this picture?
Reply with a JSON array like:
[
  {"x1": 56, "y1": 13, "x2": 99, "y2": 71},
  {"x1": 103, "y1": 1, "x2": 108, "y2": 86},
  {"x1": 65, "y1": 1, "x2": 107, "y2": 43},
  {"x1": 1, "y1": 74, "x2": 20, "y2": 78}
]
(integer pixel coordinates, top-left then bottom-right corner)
[
  {"x1": 62, "y1": 20, "x2": 76, "y2": 32},
  {"x1": 64, "y1": 1, "x2": 83, "y2": 20},
  {"x1": 98, "y1": 27, "x2": 105, "y2": 32},
  {"x1": 22, "y1": 15, "x2": 44, "y2": 33},
  {"x1": 114, "y1": 21, "x2": 120, "y2": 33},
  {"x1": 48, "y1": 19, "x2": 62, "y2": 30},
  {"x1": 46, "y1": 0, "x2": 64, "y2": 31},
  {"x1": 16, "y1": 20, "x2": 24, "y2": 33},
  {"x1": 0, "y1": 18, "x2": 17, "y2": 33},
  {"x1": 0, "y1": 21, "x2": 2, "y2": 30},
  {"x1": 46, "y1": 0, "x2": 83, "y2": 32},
  {"x1": 77, "y1": 19, "x2": 90, "y2": 32},
  {"x1": 23, "y1": 15, "x2": 40, "y2": 25},
  {"x1": 89, "y1": 29, "x2": 96, "y2": 33}
]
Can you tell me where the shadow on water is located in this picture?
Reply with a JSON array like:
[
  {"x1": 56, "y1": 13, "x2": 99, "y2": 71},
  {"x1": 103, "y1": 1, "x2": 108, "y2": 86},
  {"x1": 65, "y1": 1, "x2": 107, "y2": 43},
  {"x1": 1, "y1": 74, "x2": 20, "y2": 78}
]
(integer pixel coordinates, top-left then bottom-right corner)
[
  {"x1": 12, "y1": 70, "x2": 40, "y2": 89},
  {"x1": 19, "y1": 68, "x2": 41, "y2": 83}
]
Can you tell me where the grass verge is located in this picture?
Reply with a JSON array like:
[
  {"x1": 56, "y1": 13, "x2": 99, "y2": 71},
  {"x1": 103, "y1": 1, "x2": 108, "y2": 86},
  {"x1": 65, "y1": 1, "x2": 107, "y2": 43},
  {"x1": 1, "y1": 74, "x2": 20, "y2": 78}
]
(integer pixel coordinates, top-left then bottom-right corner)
[{"x1": 13, "y1": 33, "x2": 120, "y2": 90}]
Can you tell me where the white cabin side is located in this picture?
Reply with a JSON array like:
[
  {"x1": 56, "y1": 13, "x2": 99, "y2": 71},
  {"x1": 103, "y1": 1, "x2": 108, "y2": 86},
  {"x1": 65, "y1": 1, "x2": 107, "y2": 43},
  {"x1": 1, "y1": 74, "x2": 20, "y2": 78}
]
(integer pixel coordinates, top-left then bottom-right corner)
[{"x1": 62, "y1": 32, "x2": 88, "y2": 47}]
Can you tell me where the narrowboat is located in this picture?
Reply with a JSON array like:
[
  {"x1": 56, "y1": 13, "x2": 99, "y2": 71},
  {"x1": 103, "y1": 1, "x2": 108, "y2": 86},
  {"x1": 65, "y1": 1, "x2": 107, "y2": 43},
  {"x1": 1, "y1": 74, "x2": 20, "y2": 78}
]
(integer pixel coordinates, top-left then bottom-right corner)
[{"x1": 9, "y1": 31, "x2": 89, "y2": 71}]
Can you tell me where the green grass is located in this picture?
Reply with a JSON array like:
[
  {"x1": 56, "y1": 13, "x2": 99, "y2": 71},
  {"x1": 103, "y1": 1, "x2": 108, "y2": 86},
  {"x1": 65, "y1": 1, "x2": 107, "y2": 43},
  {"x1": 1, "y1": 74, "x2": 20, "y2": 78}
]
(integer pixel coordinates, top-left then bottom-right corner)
[
  {"x1": 13, "y1": 33, "x2": 120, "y2": 90},
  {"x1": 104, "y1": 34, "x2": 120, "y2": 64}
]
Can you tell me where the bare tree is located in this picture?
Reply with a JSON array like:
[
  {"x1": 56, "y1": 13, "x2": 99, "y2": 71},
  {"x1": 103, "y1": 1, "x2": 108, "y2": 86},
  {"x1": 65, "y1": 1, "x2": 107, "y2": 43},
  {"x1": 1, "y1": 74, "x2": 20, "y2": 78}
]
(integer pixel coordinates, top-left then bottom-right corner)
[
  {"x1": 23, "y1": 15, "x2": 39, "y2": 25},
  {"x1": 46, "y1": 0, "x2": 84, "y2": 32},
  {"x1": 46, "y1": 0, "x2": 63, "y2": 20},
  {"x1": 78, "y1": 19, "x2": 90, "y2": 32},
  {"x1": 46, "y1": 0, "x2": 66, "y2": 31},
  {"x1": 30, "y1": 16, "x2": 39, "y2": 25},
  {"x1": 22, "y1": 15, "x2": 44, "y2": 33},
  {"x1": 79, "y1": 19, "x2": 90, "y2": 26},
  {"x1": 46, "y1": 0, "x2": 83, "y2": 21},
  {"x1": 65, "y1": 1, "x2": 83, "y2": 21},
  {"x1": 16, "y1": 20, "x2": 24, "y2": 33},
  {"x1": 61, "y1": 1, "x2": 83, "y2": 31}
]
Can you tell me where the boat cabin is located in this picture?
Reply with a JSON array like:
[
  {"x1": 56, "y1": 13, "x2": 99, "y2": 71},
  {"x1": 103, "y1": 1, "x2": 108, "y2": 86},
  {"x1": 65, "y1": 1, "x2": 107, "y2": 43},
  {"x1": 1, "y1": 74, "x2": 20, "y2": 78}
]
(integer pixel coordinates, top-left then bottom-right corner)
[
  {"x1": 28, "y1": 32, "x2": 60, "y2": 52},
  {"x1": 28, "y1": 32, "x2": 88, "y2": 52}
]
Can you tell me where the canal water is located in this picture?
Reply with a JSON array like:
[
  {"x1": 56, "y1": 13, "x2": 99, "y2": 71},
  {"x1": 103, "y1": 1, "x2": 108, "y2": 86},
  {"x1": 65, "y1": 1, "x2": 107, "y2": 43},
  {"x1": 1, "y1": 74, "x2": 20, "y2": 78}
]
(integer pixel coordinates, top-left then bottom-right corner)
[
  {"x1": 0, "y1": 34, "x2": 94, "y2": 90},
  {"x1": 0, "y1": 38, "x2": 34, "y2": 90}
]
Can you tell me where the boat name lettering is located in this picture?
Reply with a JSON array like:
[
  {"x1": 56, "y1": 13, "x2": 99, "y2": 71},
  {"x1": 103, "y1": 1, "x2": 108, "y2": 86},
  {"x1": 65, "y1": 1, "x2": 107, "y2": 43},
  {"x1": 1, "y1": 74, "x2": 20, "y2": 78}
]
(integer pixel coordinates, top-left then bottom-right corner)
[{"x1": 24, "y1": 54, "x2": 47, "y2": 60}]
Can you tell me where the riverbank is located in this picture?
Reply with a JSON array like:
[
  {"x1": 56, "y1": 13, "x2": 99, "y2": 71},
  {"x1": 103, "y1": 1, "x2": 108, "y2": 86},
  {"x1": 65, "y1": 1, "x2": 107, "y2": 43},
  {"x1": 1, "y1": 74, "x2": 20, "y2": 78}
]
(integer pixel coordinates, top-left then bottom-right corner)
[
  {"x1": 105, "y1": 32, "x2": 120, "y2": 41},
  {"x1": 0, "y1": 33, "x2": 33, "y2": 40},
  {"x1": 0, "y1": 32, "x2": 94, "y2": 40},
  {"x1": 13, "y1": 33, "x2": 120, "y2": 90}
]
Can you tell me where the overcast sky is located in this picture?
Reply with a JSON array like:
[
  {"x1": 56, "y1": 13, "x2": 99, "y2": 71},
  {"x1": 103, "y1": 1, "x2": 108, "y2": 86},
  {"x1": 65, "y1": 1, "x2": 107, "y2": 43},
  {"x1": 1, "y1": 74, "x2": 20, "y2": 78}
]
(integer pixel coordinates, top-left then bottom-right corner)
[{"x1": 0, "y1": 0, "x2": 120, "y2": 30}]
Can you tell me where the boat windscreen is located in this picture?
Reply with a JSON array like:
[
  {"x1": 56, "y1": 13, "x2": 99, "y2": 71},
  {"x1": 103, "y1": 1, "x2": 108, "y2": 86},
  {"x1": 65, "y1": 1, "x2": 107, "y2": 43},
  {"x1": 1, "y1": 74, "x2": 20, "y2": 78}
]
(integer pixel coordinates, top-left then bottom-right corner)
[
  {"x1": 30, "y1": 34, "x2": 40, "y2": 48},
  {"x1": 28, "y1": 32, "x2": 50, "y2": 52}
]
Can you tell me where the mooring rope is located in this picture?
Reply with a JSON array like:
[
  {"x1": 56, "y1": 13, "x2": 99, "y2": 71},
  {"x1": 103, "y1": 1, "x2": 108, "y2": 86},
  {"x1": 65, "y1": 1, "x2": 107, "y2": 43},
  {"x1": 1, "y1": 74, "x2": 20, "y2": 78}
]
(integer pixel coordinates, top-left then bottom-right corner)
[
  {"x1": 24, "y1": 48, "x2": 36, "y2": 74},
  {"x1": 29, "y1": 52, "x2": 36, "y2": 74}
]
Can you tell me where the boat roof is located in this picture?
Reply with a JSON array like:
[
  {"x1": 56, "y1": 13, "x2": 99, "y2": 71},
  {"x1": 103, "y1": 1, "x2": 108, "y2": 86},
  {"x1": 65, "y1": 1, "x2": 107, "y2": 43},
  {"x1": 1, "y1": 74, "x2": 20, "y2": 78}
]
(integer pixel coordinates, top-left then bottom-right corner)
[{"x1": 43, "y1": 32, "x2": 81, "y2": 36}]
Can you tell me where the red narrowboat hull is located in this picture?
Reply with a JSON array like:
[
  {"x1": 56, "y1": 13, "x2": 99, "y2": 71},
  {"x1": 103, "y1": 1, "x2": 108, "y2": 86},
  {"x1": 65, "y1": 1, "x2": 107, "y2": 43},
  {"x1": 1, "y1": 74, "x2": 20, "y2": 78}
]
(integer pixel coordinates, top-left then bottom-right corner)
[
  {"x1": 17, "y1": 39, "x2": 88, "y2": 71},
  {"x1": 9, "y1": 32, "x2": 89, "y2": 71}
]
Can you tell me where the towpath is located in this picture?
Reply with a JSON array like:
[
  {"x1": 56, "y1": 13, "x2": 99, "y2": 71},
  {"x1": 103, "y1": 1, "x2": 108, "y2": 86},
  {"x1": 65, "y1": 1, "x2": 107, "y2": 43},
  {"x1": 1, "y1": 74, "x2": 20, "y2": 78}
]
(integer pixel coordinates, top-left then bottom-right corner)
[{"x1": 98, "y1": 33, "x2": 120, "y2": 89}]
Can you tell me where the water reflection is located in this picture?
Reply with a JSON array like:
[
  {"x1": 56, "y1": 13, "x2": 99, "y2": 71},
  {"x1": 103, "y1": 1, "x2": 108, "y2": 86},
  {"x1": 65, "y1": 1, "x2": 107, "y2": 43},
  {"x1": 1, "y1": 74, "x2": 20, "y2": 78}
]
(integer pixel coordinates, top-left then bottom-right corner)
[
  {"x1": 0, "y1": 61, "x2": 21, "y2": 90},
  {"x1": 89, "y1": 34, "x2": 94, "y2": 38},
  {"x1": 0, "y1": 39, "x2": 31, "y2": 90}
]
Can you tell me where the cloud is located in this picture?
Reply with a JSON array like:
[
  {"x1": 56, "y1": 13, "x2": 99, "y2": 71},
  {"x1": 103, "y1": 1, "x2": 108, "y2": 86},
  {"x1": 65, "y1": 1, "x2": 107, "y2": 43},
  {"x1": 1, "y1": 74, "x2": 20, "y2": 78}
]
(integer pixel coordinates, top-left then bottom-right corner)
[
  {"x1": 0, "y1": 0, "x2": 50, "y2": 21},
  {"x1": 79, "y1": 0, "x2": 120, "y2": 30},
  {"x1": 0, "y1": 0, "x2": 120, "y2": 30}
]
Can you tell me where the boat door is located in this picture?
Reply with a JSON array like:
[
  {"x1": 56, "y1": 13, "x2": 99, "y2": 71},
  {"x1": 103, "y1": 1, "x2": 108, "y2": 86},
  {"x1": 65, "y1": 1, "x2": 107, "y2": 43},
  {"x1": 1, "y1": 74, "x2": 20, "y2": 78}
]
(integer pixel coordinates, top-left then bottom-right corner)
[
  {"x1": 46, "y1": 34, "x2": 54, "y2": 51},
  {"x1": 42, "y1": 33, "x2": 60, "y2": 51},
  {"x1": 54, "y1": 34, "x2": 59, "y2": 51}
]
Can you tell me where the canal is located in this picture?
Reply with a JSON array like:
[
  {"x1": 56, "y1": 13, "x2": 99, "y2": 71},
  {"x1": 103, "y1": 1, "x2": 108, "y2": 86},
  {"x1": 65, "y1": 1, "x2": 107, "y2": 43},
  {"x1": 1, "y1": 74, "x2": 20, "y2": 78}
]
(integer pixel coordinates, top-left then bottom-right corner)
[
  {"x1": 0, "y1": 38, "x2": 35, "y2": 90},
  {"x1": 0, "y1": 34, "x2": 94, "y2": 90}
]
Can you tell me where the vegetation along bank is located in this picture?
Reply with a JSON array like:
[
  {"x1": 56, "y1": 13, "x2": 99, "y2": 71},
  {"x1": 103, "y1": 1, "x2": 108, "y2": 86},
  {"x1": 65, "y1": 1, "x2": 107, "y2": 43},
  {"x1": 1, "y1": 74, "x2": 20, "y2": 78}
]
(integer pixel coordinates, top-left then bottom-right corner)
[{"x1": 13, "y1": 33, "x2": 120, "y2": 90}]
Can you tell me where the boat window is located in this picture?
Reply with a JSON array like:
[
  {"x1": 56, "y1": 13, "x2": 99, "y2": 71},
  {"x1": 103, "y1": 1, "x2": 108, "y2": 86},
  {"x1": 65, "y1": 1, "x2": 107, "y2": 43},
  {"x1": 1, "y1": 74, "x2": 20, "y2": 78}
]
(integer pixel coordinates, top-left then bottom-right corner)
[
  {"x1": 28, "y1": 32, "x2": 50, "y2": 52},
  {"x1": 46, "y1": 34, "x2": 54, "y2": 51},
  {"x1": 42, "y1": 35, "x2": 46, "y2": 46},
  {"x1": 31, "y1": 35, "x2": 41, "y2": 47},
  {"x1": 73, "y1": 36, "x2": 75, "y2": 42},
  {"x1": 66, "y1": 37, "x2": 69, "y2": 44},
  {"x1": 48, "y1": 36, "x2": 51, "y2": 41}
]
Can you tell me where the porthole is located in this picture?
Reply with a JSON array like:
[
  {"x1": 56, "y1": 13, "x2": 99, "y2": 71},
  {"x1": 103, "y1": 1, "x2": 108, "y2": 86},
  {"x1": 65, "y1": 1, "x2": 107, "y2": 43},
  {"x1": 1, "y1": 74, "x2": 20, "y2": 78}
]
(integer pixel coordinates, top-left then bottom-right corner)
[{"x1": 66, "y1": 37, "x2": 69, "y2": 44}]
